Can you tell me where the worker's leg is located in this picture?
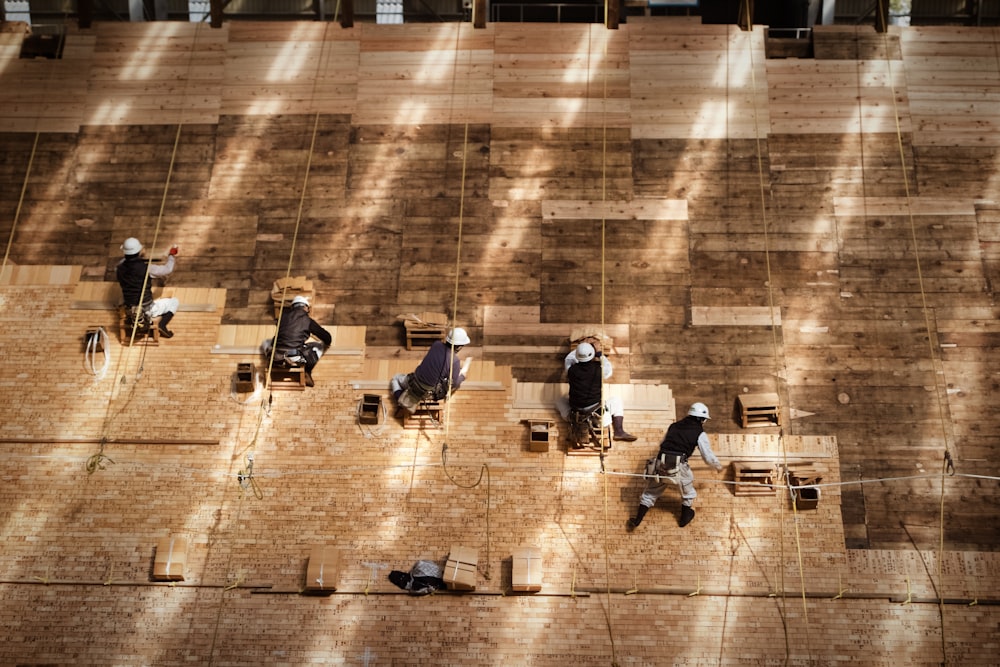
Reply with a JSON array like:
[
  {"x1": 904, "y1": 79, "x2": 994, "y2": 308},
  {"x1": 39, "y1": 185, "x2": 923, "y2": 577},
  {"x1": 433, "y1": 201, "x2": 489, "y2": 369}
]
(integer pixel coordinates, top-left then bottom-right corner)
[
  {"x1": 301, "y1": 343, "x2": 325, "y2": 387},
  {"x1": 607, "y1": 396, "x2": 636, "y2": 441},
  {"x1": 628, "y1": 479, "x2": 671, "y2": 531},
  {"x1": 390, "y1": 373, "x2": 409, "y2": 401},
  {"x1": 555, "y1": 395, "x2": 571, "y2": 421},
  {"x1": 677, "y1": 462, "x2": 697, "y2": 527},
  {"x1": 149, "y1": 297, "x2": 179, "y2": 338}
]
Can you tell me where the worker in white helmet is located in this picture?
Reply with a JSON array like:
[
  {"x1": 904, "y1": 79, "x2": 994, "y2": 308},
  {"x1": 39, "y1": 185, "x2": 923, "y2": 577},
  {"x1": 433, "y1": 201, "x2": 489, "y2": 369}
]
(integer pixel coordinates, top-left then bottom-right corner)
[
  {"x1": 556, "y1": 340, "x2": 637, "y2": 444},
  {"x1": 627, "y1": 402, "x2": 723, "y2": 530},
  {"x1": 391, "y1": 327, "x2": 472, "y2": 414},
  {"x1": 116, "y1": 237, "x2": 180, "y2": 338},
  {"x1": 263, "y1": 296, "x2": 332, "y2": 387}
]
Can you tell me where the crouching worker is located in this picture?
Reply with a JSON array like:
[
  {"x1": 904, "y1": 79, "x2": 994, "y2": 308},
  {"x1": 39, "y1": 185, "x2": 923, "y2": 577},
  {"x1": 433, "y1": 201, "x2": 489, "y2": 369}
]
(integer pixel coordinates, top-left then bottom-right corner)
[
  {"x1": 627, "y1": 402, "x2": 723, "y2": 530},
  {"x1": 391, "y1": 327, "x2": 472, "y2": 414},
  {"x1": 116, "y1": 237, "x2": 179, "y2": 339},
  {"x1": 262, "y1": 296, "x2": 332, "y2": 387},
  {"x1": 556, "y1": 341, "x2": 637, "y2": 447}
]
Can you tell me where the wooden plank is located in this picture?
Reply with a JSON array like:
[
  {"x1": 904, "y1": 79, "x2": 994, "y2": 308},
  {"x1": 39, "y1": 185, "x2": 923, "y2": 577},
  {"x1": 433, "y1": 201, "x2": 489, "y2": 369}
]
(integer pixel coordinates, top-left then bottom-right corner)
[{"x1": 691, "y1": 306, "x2": 782, "y2": 327}]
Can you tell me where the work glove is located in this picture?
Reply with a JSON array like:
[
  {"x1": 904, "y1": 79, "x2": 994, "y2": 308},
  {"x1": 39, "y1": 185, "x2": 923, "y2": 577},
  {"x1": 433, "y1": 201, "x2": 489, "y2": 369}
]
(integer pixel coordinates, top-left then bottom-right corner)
[{"x1": 169, "y1": 245, "x2": 179, "y2": 256}]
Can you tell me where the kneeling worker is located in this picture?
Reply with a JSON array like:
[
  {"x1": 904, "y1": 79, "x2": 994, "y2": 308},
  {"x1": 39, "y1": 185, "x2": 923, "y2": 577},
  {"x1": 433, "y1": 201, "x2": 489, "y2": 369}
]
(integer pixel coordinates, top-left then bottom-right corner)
[
  {"x1": 116, "y1": 237, "x2": 179, "y2": 339},
  {"x1": 627, "y1": 402, "x2": 723, "y2": 530},
  {"x1": 265, "y1": 296, "x2": 332, "y2": 387},
  {"x1": 391, "y1": 327, "x2": 472, "y2": 413},
  {"x1": 556, "y1": 341, "x2": 637, "y2": 443}
]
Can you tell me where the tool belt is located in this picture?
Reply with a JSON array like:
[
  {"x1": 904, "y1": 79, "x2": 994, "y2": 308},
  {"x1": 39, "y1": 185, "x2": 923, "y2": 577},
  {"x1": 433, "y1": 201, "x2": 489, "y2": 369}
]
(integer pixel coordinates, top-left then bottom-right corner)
[
  {"x1": 123, "y1": 305, "x2": 154, "y2": 332},
  {"x1": 398, "y1": 373, "x2": 438, "y2": 412},
  {"x1": 646, "y1": 452, "x2": 684, "y2": 481},
  {"x1": 273, "y1": 347, "x2": 306, "y2": 368}
]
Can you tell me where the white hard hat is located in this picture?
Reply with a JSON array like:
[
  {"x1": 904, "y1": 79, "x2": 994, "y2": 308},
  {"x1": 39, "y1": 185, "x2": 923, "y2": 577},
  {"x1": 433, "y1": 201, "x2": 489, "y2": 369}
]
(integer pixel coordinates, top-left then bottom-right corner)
[
  {"x1": 575, "y1": 342, "x2": 595, "y2": 362},
  {"x1": 446, "y1": 327, "x2": 470, "y2": 346},
  {"x1": 688, "y1": 402, "x2": 711, "y2": 420},
  {"x1": 291, "y1": 296, "x2": 310, "y2": 308},
  {"x1": 121, "y1": 237, "x2": 143, "y2": 255}
]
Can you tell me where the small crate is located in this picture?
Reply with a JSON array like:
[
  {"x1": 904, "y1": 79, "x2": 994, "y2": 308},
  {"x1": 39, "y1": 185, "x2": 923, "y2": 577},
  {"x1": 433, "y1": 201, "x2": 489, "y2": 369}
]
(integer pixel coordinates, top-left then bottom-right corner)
[
  {"x1": 271, "y1": 276, "x2": 314, "y2": 319},
  {"x1": 732, "y1": 461, "x2": 777, "y2": 496},
  {"x1": 304, "y1": 545, "x2": 340, "y2": 593},
  {"x1": 152, "y1": 536, "x2": 188, "y2": 581},
  {"x1": 511, "y1": 547, "x2": 543, "y2": 592},
  {"x1": 270, "y1": 366, "x2": 306, "y2": 391},
  {"x1": 401, "y1": 311, "x2": 449, "y2": 350},
  {"x1": 443, "y1": 545, "x2": 478, "y2": 591},
  {"x1": 400, "y1": 399, "x2": 443, "y2": 429},
  {"x1": 736, "y1": 392, "x2": 781, "y2": 428},
  {"x1": 235, "y1": 363, "x2": 256, "y2": 393},
  {"x1": 118, "y1": 306, "x2": 159, "y2": 346},
  {"x1": 525, "y1": 419, "x2": 553, "y2": 453},
  {"x1": 792, "y1": 485, "x2": 821, "y2": 510},
  {"x1": 787, "y1": 462, "x2": 825, "y2": 510},
  {"x1": 359, "y1": 394, "x2": 382, "y2": 424}
]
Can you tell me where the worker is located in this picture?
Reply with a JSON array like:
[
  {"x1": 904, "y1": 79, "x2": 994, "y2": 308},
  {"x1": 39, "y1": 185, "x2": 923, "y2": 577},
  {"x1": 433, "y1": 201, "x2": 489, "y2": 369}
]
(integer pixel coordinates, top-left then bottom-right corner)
[
  {"x1": 116, "y1": 237, "x2": 179, "y2": 339},
  {"x1": 627, "y1": 402, "x2": 723, "y2": 530},
  {"x1": 556, "y1": 340, "x2": 637, "y2": 446},
  {"x1": 264, "y1": 296, "x2": 332, "y2": 387},
  {"x1": 391, "y1": 327, "x2": 472, "y2": 414}
]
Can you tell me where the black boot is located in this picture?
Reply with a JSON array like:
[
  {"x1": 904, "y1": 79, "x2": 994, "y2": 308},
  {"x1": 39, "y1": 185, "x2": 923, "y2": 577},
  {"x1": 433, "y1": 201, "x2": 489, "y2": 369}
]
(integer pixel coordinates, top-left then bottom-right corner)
[
  {"x1": 612, "y1": 415, "x2": 637, "y2": 442},
  {"x1": 679, "y1": 505, "x2": 695, "y2": 527},
  {"x1": 627, "y1": 504, "x2": 650, "y2": 531},
  {"x1": 157, "y1": 312, "x2": 175, "y2": 339}
]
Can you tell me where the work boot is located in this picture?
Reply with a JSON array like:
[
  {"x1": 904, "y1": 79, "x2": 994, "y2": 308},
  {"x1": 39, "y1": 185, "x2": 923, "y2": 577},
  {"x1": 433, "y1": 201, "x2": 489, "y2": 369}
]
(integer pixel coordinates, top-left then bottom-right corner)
[
  {"x1": 627, "y1": 504, "x2": 649, "y2": 532},
  {"x1": 157, "y1": 312, "x2": 175, "y2": 339},
  {"x1": 304, "y1": 372, "x2": 315, "y2": 388},
  {"x1": 679, "y1": 505, "x2": 695, "y2": 527},
  {"x1": 612, "y1": 416, "x2": 637, "y2": 442}
]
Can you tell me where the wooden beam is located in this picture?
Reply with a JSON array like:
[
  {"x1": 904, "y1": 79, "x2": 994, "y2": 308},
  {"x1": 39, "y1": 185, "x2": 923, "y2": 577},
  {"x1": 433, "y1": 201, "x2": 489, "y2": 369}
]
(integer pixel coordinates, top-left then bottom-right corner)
[
  {"x1": 78, "y1": 0, "x2": 93, "y2": 28},
  {"x1": 339, "y1": 0, "x2": 354, "y2": 28},
  {"x1": 210, "y1": 0, "x2": 225, "y2": 28},
  {"x1": 875, "y1": 0, "x2": 888, "y2": 33},
  {"x1": 473, "y1": 0, "x2": 486, "y2": 28},
  {"x1": 605, "y1": 0, "x2": 620, "y2": 29},
  {"x1": 738, "y1": 0, "x2": 753, "y2": 31}
]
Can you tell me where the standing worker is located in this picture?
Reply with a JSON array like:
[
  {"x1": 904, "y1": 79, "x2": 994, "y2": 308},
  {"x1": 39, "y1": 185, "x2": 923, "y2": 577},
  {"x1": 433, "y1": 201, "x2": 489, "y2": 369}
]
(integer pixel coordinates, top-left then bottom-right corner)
[
  {"x1": 265, "y1": 296, "x2": 332, "y2": 387},
  {"x1": 391, "y1": 328, "x2": 472, "y2": 414},
  {"x1": 556, "y1": 340, "x2": 637, "y2": 445},
  {"x1": 627, "y1": 402, "x2": 723, "y2": 530},
  {"x1": 116, "y1": 237, "x2": 179, "y2": 339}
]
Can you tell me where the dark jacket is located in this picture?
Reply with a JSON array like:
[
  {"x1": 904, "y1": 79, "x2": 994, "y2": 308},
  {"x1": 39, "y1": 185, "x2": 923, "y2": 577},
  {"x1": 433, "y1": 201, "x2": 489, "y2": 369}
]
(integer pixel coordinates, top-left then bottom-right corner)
[
  {"x1": 659, "y1": 416, "x2": 705, "y2": 458},
  {"x1": 567, "y1": 359, "x2": 603, "y2": 411},
  {"x1": 116, "y1": 255, "x2": 154, "y2": 308},
  {"x1": 413, "y1": 340, "x2": 464, "y2": 392},
  {"x1": 275, "y1": 307, "x2": 332, "y2": 353}
]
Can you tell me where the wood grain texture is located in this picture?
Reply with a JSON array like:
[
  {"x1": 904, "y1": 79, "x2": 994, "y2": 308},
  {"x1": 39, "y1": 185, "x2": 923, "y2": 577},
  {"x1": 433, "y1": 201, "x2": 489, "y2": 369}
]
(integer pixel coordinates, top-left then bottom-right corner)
[{"x1": 0, "y1": 18, "x2": 998, "y2": 667}]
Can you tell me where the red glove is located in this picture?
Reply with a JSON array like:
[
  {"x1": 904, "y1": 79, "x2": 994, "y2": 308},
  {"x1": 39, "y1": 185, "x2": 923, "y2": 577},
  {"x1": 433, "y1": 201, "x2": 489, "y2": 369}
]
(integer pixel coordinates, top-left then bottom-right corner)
[{"x1": 169, "y1": 245, "x2": 179, "y2": 256}]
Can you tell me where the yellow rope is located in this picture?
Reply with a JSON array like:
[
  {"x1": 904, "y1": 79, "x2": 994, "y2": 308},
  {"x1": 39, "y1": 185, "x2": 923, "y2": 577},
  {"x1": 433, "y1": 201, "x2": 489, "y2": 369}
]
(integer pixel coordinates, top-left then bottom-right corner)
[
  {"x1": 879, "y1": 24, "x2": 970, "y2": 665},
  {"x1": 92, "y1": 21, "x2": 207, "y2": 469},
  {"x1": 438, "y1": 21, "x2": 492, "y2": 581},
  {"x1": 0, "y1": 133, "x2": 39, "y2": 277},
  {"x1": 743, "y1": 23, "x2": 811, "y2": 660},
  {"x1": 245, "y1": 23, "x2": 337, "y2": 461},
  {"x1": 585, "y1": 24, "x2": 620, "y2": 667}
]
